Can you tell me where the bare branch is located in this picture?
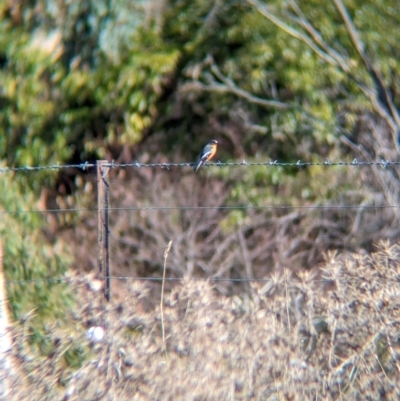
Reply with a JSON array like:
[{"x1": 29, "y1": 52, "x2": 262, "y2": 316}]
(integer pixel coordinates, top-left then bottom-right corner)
[
  {"x1": 209, "y1": 61, "x2": 288, "y2": 109},
  {"x1": 182, "y1": 56, "x2": 289, "y2": 110},
  {"x1": 182, "y1": 79, "x2": 288, "y2": 109},
  {"x1": 287, "y1": 0, "x2": 350, "y2": 73},
  {"x1": 248, "y1": 0, "x2": 400, "y2": 146},
  {"x1": 333, "y1": 0, "x2": 400, "y2": 132},
  {"x1": 247, "y1": 0, "x2": 339, "y2": 68},
  {"x1": 332, "y1": 0, "x2": 366, "y2": 62}
]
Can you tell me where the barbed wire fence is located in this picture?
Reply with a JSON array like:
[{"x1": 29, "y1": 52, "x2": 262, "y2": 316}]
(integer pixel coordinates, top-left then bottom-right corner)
[
  {"x1": 1, "y1": 158, "x2": 400, "y2": 301},
  {"x1": 2, "y1": 156, "x2": 400, "y2": 396},
  {"x1": 1, "y1": 158, "x2": 400, "y2": 173}
]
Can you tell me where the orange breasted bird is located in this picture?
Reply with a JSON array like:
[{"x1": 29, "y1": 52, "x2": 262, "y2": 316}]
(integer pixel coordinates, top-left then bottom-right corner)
[{"x1": 194, "y1": 140, "x2": 218, "y2": 172}]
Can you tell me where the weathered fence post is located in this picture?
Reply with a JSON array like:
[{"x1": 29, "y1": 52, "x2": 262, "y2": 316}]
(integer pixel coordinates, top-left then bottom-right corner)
[{"x1": 97, "y1": 160, "x2": 111, "y2": 301}]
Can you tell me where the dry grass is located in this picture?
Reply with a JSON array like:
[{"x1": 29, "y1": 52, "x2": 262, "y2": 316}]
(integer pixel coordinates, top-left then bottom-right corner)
[{"x1": 5, "y1": 241, "x2": 400, "y2": 400}]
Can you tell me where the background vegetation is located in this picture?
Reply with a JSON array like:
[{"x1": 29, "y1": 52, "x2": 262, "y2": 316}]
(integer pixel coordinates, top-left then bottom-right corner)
[
  {"x1": 1, "y1": 0, "x2": 400, "y2": 397},
  {"x1": 7, "y1": 243, "x2": 400, "y2": 400}
]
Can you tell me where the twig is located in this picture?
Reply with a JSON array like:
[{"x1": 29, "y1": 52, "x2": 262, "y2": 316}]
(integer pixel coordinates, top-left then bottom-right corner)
[{"x1": 161, "y1": 240, "x2": 172, "y2": 350}]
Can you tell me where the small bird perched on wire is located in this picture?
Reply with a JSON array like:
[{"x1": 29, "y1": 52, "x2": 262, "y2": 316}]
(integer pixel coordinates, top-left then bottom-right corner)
[{"x1": 194, "y1": 140, "x2": 218, "y2": 172}]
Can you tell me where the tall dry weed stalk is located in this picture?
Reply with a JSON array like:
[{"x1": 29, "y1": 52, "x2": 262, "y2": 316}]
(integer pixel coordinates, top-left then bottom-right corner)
[{"x1": 161, "y1": 240, "x2": 172, "y2": 349}]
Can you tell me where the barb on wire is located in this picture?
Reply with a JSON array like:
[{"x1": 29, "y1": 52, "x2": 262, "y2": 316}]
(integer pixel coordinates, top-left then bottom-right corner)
[{"x1": 1, "y1": 160, "x2": 400, "y2": 173}]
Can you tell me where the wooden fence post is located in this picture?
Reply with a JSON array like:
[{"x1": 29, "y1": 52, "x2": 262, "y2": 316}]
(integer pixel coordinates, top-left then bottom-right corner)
[{"x1": 97, "y1": 160, "x2": 111, "y2": 301}]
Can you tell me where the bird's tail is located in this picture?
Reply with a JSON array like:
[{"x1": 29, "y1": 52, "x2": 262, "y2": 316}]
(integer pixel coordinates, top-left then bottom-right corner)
[{"x1": 194, "y1": 160, "x2": 203, "y2": 172}]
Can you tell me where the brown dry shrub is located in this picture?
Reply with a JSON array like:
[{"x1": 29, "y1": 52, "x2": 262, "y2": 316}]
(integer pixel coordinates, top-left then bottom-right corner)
[
  {"x1": 56, "y1": 158, "x2": 400, "y2": 304},
  {"x1": 6, "y1": 241, "x2": 400, "y2": 400}
]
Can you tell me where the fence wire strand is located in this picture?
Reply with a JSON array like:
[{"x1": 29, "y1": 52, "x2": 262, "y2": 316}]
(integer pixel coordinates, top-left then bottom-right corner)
[
  {"x1": 0, "y1": 204, "x2": 400, "y2": 216},
  {"x1": 6, "y1": 275, "x2": 400, "y2": 286},
  {"x1": 1, "y1": 159, "x2": 400, "y2": 173}
]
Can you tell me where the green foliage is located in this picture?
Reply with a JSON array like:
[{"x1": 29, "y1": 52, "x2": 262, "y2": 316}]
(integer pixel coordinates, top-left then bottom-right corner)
[
  {"x1": 63, "y1": 341, "x2": 89, "y2": 369},
  {"x1": 0, "y1": 1, "x2": 180, "y2": 185},
  {"x1": 0, "y1": 172, "x2": 73, "y2": 331},
  {"x1": 163, "y1": 0, "x2": 345, "y2": 148}
]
